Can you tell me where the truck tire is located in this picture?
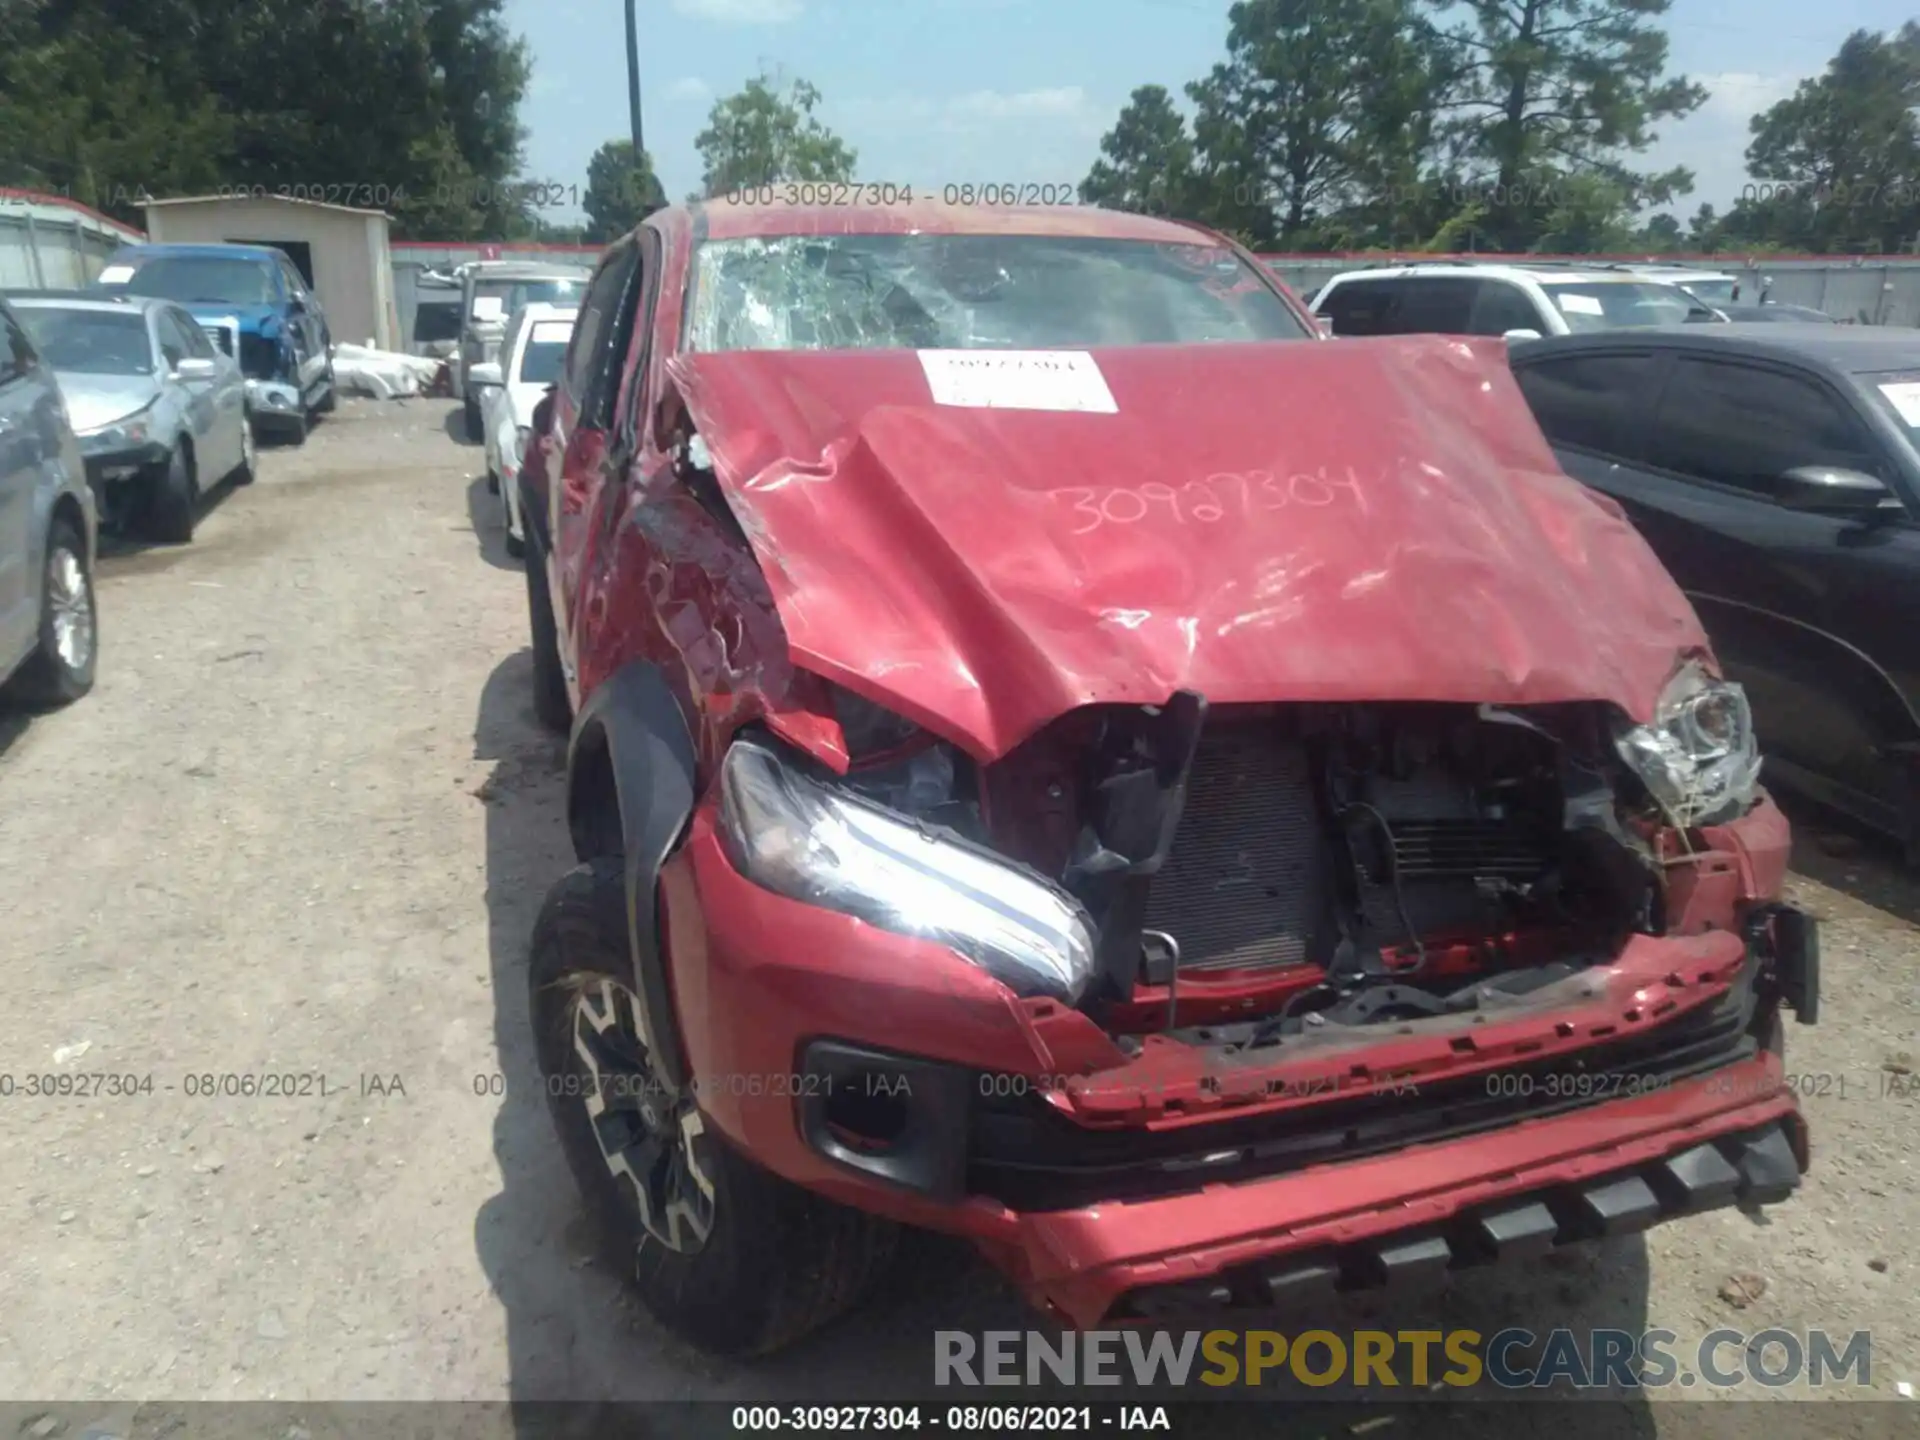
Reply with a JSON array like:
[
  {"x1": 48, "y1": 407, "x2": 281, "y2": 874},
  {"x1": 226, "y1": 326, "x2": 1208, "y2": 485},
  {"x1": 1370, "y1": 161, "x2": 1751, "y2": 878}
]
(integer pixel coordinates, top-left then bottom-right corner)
[
  {"x1": 464, "y1": 391, "x2": 482, "y2": 442},
  {"x1": 523, "y1": 532, "x2": 573, "y2": 733},
  {"x1": 528, "y1": 860, "x2": 898, "y2": 1356},
  {"x1": 4, "y1": 515, "x2": 96, "y2": 707}
]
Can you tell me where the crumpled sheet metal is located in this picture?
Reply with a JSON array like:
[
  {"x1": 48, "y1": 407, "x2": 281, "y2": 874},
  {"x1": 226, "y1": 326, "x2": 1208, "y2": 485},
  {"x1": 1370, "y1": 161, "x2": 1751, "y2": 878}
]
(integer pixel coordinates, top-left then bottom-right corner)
[
  {"x1": 331, "y1": 342, "x2": 442, "y2": 400},
  {"x1": 666, "y1": 334, "x2": 1709, "y2": 763}
]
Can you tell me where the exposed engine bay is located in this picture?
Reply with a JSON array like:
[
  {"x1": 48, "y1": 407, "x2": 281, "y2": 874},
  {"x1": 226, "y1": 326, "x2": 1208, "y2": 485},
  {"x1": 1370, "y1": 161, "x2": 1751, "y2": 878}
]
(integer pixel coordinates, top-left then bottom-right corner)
[{"x1": 835, "y1": 692, "x2": 1667, "y2": 1043}]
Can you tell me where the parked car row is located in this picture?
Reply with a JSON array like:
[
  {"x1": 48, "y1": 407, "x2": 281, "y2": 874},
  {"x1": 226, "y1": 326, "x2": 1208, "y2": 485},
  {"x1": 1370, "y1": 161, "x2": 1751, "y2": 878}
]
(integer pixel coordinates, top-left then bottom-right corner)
[{"x1": 477, "y1": 199, "x2": 1815, "y2": 1363}]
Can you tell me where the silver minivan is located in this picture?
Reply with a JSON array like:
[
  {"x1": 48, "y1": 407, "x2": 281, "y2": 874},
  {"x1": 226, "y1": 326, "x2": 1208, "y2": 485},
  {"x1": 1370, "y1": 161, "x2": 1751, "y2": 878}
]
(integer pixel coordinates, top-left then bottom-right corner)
[{"x1": 0, "y1": 295, "x2": 98, "y2": 708}]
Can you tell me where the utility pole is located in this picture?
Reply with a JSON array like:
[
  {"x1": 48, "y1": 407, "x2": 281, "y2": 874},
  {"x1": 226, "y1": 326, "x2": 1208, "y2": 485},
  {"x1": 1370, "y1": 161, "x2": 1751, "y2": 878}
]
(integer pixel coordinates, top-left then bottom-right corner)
[{"x1": 625, "y1": 0, "x2": 644, "y2": 165}]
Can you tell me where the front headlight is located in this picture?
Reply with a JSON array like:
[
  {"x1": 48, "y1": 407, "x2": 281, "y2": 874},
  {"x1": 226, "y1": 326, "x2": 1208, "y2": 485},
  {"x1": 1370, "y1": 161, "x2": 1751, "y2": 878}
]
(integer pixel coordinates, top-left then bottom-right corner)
[
  {"x1": 1613, "y1": 660, "x2": 1762, "y2": 826},
  {"x1": 718, "y1": 739, "x2": 1096, "y2": 1004},
  {"x1": 81, "y1": 413, "x2": 152, "y2": 450}
]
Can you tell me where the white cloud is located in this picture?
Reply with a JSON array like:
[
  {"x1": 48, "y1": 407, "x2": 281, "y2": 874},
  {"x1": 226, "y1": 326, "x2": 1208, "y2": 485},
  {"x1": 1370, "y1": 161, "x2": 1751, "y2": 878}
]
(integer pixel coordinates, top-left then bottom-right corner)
[
  {"x1": 665, "y1": 76, "x2": 714, "y2": 104},
  {"x1": 946, "y1": 86, "x2": 1089, "y2": 121},
  {"x1": 669, "y1": 0, "x2": 801, "y2": 22},
  {"x1": 1644, "y1": 70, "x2": 1814, "y2": 213}
]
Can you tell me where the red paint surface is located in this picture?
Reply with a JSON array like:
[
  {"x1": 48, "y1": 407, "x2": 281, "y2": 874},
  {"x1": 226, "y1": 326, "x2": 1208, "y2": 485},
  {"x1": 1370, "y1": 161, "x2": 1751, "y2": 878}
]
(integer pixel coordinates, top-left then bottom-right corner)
[{"x1": 669, "y1": 334, "x2": 1705, "y2": 760}]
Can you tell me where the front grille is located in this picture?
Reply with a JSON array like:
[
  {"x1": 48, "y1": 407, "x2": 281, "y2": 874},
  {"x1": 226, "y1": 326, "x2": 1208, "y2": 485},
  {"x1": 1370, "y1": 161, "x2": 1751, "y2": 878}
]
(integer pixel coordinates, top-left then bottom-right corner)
[
  {"x1": 967, "y1": 969, "x2": 1760, "y2": 1211},
  {"x1": 239, "y1": 333, "x2": 282, "y2": 380},
  {"x1": 199, "y1": 323, "x2": 236, "y2": 357},
  {"x1": 1142, "y1": 727, "x2": 1326, "y2": 971}
]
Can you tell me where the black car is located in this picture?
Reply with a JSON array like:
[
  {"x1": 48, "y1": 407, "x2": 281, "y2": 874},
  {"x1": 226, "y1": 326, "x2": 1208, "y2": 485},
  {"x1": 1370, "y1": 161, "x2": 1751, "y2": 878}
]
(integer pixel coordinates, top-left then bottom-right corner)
[
  {"x1": 1714, "y1": 304, "x2": 1836, "y2": 324},
  {"x1": 1508, "y1": 326, "x2": 1920, "y2": 850}
]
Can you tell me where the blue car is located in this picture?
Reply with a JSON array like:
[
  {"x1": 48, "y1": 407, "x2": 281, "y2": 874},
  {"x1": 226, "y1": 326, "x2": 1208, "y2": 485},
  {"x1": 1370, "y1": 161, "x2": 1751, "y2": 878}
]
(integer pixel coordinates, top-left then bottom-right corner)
[{"x1": 92, "y1": 243, "x2": 336, "y2": 444}]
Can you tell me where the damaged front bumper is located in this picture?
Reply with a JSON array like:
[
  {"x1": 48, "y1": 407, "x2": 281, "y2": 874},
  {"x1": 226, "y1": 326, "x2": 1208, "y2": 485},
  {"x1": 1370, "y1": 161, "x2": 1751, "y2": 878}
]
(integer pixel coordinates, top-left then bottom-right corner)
[
  {"x1": 659, "y1": 791, "x2": 1815, "y2": 1326},
  {"x1": 246, "y1": 377, "x2": 304, "y2": 417}
]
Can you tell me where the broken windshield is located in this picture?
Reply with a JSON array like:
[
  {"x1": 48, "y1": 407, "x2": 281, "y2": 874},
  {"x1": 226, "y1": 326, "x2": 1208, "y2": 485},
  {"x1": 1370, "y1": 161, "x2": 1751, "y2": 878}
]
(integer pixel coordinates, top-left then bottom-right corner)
[{"x1": 683, "y1": 234, "x2": 1312, "y2": 352}]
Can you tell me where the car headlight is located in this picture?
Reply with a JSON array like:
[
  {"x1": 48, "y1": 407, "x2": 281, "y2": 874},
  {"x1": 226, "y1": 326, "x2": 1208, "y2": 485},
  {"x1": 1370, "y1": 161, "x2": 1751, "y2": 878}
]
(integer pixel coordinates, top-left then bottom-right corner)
[
  {"x1": 718, "y1": 738, "x2": 1096, "y2": 1004},
  {"x1": 1613, "y1": 659, "x2": 1761, "y2": 826},
  {"x1": 82, "y1": 413, "x2": 152, "y2": 449}
]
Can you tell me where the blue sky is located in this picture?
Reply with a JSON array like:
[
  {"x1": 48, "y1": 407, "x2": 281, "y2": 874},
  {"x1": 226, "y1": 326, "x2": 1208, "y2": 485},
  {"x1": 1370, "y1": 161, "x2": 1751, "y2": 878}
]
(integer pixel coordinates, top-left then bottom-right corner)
[{"x1": 505, "y1": 0, "x2": 1912, "y2": 228}]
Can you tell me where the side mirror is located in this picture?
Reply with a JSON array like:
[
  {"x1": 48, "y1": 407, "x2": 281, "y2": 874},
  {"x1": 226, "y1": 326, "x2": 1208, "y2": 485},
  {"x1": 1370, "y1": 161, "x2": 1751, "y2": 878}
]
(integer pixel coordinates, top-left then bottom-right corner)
[
  {"x1": 467, "y1": 361, "x2": 504, "y2": 388},
  {"x1": 286, "y1": 295, "x2": 307, "y2": 314},
  {"x1": 1777, "y1": 465, "x2": 1895, "y2": 513},
  {"x1": 1503, "y1": 328, "x2": 1543, "y2": 342},
  {"x1": 173, "y1": 356, "x2": 219, "y2": 380}
]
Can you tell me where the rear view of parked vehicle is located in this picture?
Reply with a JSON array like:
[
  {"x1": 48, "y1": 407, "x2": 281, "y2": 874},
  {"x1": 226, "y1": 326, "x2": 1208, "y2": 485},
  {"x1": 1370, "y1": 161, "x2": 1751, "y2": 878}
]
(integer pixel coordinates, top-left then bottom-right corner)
[
  {"x1": 1312, "y1": 263, "x2": 1722, "y2": 339},
  {"x1": 10, "y1": 295, "x2": 254, "y2": 544},
  {"x1": 0, "y1": 296, "x2": 98, "y2": 708},
  {"x1": 452, "y1": 261, "x2": 590, "y2": 439},
  {"x1": 469, "y1": 301, "x2": 575, "y2": 558}
]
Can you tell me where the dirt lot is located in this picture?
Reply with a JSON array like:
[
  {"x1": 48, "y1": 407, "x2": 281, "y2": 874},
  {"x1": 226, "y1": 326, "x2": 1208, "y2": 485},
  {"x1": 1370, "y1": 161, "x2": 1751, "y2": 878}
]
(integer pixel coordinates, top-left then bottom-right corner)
[{"x1": 0, "y1": 398, "x2": 1913, "y2": 1434}]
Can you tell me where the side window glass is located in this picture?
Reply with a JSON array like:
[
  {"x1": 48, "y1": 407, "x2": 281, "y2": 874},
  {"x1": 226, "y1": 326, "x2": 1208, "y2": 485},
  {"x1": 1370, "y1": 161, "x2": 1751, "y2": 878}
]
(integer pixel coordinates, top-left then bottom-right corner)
[
  {"x1": 1468, "y1": 281, "x2": 1546, "y2": 336},
  {"x1": 179, "y1": 312, "x2": 218, "y2": 360},
  {"x1": 1648, "y1": 358, "x2": 1880, "y2": 493},
  {"x1": 0, "y1": 309, "x2": 36, "y2": 383},
  {"x1": 563, "y1": 245, "x2": 637, "y2": 410},
  {"x1": 1319, "y1": 281, "x2": 1391, "y2": 336},
  {"x1": 1512, "y1": 353, "x2": 1650, "y2": 458},
  {"x1": 1393, "y1": 278, "x2": 1475, "y2": 333},
  {"x1": 157, "y1": 315, "x2": 188, "y2": 371}
]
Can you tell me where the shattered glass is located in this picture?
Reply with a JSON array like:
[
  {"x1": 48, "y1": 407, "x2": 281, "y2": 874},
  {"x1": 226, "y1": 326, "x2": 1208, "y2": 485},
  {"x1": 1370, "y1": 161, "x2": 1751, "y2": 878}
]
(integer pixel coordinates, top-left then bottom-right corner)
[{"x1": 683, "y1": 234, "x2": 1313, "y2": 353}]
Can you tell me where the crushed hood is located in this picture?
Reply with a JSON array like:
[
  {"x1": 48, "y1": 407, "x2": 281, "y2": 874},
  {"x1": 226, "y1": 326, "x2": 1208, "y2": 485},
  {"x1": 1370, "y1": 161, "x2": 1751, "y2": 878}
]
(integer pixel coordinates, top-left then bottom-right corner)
[
  {"x1": 666, "y1": 337, "x2": 1707, "y2": 760},
  {"x1": 59, "y1": 374, "x2": 162, "y2": 434}
]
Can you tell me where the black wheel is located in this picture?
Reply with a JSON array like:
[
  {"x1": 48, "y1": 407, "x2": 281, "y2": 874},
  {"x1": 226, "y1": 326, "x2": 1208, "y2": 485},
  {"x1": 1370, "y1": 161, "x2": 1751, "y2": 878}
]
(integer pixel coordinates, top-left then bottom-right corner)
[
  {"x1": 4, "y1": 516, "x2": 96, "y2": 708},
  {"x1": 315, "y1": 362, "x2": 338, "y2": 414},
  {"x1": 230, "y1": 410, "x2": 258, "y2": 486},
  {"x1": 486, "y1": 465, "x2": 500, "y2": 496},
  {"x1": 523, "y1": 531, "x2": 573, "y2": 733},
  {"x1": 502, "y1": 476, "x2": 525, "y2": 559},
  {"x1": 143, "y1": 444, "x2": 197, "y2": 543},
  {"x1": 464, "y1": 391, "x2": 482, "y2": 442},
  {"x1": 529, "y1": 860, "x2": 898, "y2": 1356}
]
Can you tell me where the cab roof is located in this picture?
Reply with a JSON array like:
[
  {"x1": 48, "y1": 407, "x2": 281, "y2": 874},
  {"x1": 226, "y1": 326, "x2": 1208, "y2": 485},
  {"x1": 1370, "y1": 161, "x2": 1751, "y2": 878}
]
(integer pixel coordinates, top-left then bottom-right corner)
[
  {"x1": 685, "y1": 199, "x2": 1225, "y2": 245},
  {"x1": 106, "y1": 242, "x2": 288, "y2": 265}
]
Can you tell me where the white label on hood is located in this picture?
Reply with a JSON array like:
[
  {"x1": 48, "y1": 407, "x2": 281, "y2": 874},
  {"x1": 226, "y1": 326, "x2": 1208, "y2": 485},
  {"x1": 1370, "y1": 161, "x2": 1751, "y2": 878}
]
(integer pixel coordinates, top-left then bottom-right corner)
[
  {"x1": 529, "y1": 320, "x2": 573, "y2": 345},
  {"x1": 471, "y1": 295, "x2": 506, "y2": 320},
  {"x1": 96, "y1": 265, "x2": 135, "y2": 284},
  {"x1": 918, "y1": 349, "x2": 1117, "y2": 413},
  {"x1": 1877, "y1": 381, "x2": 1920, "y2": 427},
  {"x1": 1554, "y1": 292, "x2": 1605, "y2": 316}
]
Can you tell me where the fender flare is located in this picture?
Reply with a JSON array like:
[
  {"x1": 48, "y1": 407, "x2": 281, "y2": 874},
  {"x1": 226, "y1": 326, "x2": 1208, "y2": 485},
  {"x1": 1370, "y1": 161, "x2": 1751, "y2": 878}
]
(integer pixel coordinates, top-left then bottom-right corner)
[{"x1": 567, "y1": 660, "x2": 696, "y2": 1091}]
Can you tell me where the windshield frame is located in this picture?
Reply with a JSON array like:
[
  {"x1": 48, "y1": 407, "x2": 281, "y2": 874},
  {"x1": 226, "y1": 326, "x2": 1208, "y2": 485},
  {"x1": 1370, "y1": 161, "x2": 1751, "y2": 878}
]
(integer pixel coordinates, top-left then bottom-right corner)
[
  {"x1": 679, "y1": 230, "x2": 1315, "y2": 355},
  {"x1": 111, "y1": 254, "x2": 279, "y2": 308},
  {"x1": 1537, "y1": 279, "x2": 1718, "y2": 332},
  {"x1": 13, "y1": 305, "x2": 158, "y2": 377}
]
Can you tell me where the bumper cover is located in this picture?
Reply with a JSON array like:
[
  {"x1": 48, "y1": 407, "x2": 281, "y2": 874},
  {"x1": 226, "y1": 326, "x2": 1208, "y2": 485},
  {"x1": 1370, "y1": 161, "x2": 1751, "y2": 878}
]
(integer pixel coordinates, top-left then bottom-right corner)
[
  {"x1": 246, "y1": 378, "x2": 303, "y2": 414},
  {"x1": 81, "y1": 441, "x2": 169, "y2": 483}
]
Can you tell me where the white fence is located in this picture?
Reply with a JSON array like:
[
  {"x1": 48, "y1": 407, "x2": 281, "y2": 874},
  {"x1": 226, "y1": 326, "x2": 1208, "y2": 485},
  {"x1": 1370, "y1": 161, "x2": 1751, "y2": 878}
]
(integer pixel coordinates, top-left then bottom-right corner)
[{"x1": 0, "y1": 190, "x2": 144, "y2": 289}]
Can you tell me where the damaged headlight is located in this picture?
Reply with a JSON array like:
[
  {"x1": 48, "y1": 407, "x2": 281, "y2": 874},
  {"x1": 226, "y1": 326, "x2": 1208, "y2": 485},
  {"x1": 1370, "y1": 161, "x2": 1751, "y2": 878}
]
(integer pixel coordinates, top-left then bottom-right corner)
[
  {"x1": 718, "y1": 739, "x2": 1096, "y2": 1004},
  {"x1": 1613, "y1": 660, "x2": 1762, "y2": 826}
]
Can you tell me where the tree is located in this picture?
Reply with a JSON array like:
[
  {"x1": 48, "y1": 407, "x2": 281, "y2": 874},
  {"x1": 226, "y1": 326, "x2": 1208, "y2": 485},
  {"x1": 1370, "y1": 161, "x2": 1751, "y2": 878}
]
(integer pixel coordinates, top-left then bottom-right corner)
[
  {"x1": 1721, "y1": 25, "x2": 1920, "y2": 254},
  {"x1": 1079, "y1": 85, "x2": 1197, "y2": 218},
  {"x1": 1183, "y1": 0, "x2": 1447, "y2": 248},
  {"x1": 693, "y1": 72, "x2": 856, "y2": 197},
  {"x1": 582, "y1": 139, "x2": 665, "y2": 241},
  {"x1": 1423, "y1": 0, "x2": 1706, "y2": 250}
]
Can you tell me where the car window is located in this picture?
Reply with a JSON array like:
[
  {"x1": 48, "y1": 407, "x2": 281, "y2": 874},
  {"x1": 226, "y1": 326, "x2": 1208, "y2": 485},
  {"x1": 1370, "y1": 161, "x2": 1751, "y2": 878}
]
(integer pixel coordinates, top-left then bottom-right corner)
[
  {"x1": 1538, "y1": 281, "x2": 1713, "y2": 332},
  {"x1": 156, "y1": 312, "x2": 189, "y2": 370},
  {"x1": 1317, "y1": 279, "x2": 1395, "y2": 336},
  {"x1": 1511, "y1": 352, "x2": 1654, "y2": 458},
  {"x1": 518, "y1": 318, "x2": 574, "y2": 385},
  {"x1": 278, "y1": 259, "x2": 306, "y2": 299},
  {"x1": 174, "y1": 309, "x2": 219, "y2": 360},
  {"x1": 0, "y1": 305, "x2": 36, "y2": 385},
  {"x1": 1382, "y1": 277, "x2": 1476, "y2": 334},
  {"x1": 683, "y1": 233, "x2": 1311, "y2": 351},
  {"x1": 14, "y1": 306, "x2": 154, "y2": 376},
  {"x1": 1467, "y1": 280, "x2": 1546, "y2": 336},
  {"x1": 1647, "y1": 357, "x2": 1883, "y2": 493},
  {"x1": 115, "y1": 256, "x2": 277, "y2": 307},
  {"x1": 563, "y1": 243, "x2": 642, "y2": 423}
]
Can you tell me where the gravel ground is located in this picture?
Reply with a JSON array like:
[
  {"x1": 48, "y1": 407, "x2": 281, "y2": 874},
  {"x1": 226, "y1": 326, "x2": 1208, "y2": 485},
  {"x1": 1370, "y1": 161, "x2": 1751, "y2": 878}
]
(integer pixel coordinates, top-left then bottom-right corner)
[{"x1": 0, "y1": 399, "x2": 1913, "y2": 1436}]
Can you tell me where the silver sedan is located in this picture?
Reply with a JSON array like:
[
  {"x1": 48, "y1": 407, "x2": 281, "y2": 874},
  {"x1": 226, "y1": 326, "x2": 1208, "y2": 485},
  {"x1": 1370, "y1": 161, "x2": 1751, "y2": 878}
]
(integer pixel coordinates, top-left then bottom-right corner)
[{"x1": 8, "y1": 294, "x2": 254, "y2": 544}]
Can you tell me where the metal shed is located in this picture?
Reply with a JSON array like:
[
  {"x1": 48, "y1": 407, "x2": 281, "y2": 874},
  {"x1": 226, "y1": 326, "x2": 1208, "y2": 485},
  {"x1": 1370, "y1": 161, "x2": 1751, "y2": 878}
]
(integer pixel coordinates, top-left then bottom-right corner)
[{"x1": 140, "y1": 194, "x2": 400, "y2": 350}]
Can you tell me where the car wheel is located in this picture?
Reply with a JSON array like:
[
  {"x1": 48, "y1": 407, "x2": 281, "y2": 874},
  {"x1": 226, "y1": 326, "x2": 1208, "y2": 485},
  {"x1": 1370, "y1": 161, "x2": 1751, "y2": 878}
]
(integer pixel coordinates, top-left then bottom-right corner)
[
  {"x1": 230, "y1": 411, "x2": 258, "y2": 486},
  {"x1": 523, "y1": 531, "x2": 573, "y2": 733},
  {"x1": 486, "y1": 464, "x2": 500, "y2": 497},
  {"x1": 279, "y1": 407, "x2": 309, "y2": 447},
  {"x1": 529, "y1": 859, "x2": 898, "y2": 1357},
  {"x1": 144, "y1": 444, "x2": 198, "y2": 544},
  {"x1": 3, "y1": 516, "x2": 97, "y2": 707},
  {"x1": 315, "y1": 363, "x2": 338, "y2": 414},
  {"x1": 464, "y1": 392, "x2": 482, "y2": 442},
  {"x1": 501, "y1": 473, "x2": 525, "y2": 559}
]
